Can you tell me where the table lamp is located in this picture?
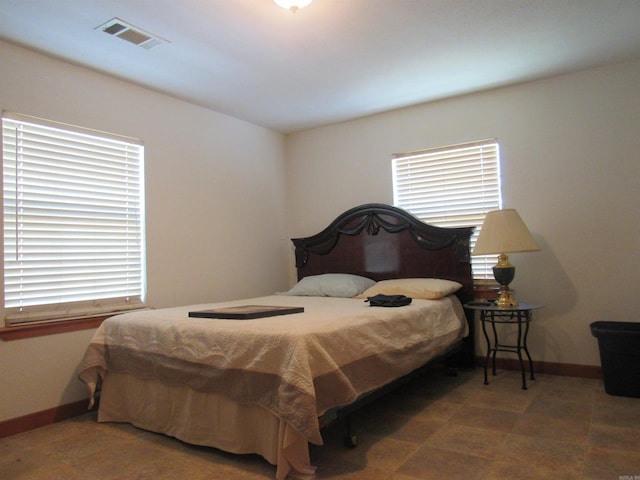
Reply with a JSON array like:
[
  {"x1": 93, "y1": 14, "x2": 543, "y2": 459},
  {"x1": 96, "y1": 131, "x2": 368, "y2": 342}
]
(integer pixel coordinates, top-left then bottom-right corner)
[{"x1": 472, "y1": 209, "x2": 540, "y2": 308}]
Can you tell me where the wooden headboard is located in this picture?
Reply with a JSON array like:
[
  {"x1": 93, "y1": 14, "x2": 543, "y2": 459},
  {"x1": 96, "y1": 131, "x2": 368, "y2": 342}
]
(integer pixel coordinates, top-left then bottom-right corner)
[{"x1": 292, "y1": 203, "x2": 474, "y2": 305}]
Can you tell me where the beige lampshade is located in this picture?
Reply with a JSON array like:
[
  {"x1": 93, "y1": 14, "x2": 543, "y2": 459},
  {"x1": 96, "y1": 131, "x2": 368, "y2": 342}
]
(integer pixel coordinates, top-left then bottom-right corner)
[{"x1": 472, "y1": 209, "x2": 540, "y2": 255}]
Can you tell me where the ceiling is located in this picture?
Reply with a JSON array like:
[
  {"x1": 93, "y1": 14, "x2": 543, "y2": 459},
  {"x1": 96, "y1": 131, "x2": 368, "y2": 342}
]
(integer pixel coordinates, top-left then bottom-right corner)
[{"x1": 1, "y1": 0, "x2": 640, "y2": 133}]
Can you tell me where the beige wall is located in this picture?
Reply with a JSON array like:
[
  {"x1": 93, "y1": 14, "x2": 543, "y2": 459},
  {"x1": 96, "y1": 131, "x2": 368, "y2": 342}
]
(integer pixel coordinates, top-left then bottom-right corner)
[
  {"x1": 0, "y1": 41, "x2": 289, "y2": 422},
  {"x1": 284, "y1": 59, "x2": 640, "y2": 368}
]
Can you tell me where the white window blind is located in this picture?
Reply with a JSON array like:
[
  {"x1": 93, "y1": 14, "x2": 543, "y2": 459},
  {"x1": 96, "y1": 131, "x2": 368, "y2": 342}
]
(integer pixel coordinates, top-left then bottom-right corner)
[
  {"x1": 392, "y1": 139, "x2": 502, "y2": 279},
  {"x1": 2, "y1": 112, "x2": 146, "y2": 325}
]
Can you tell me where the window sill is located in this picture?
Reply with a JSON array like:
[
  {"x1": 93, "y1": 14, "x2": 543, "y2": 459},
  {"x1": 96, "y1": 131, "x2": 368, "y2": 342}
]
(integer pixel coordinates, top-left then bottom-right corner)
[{"x1": 0, "y1": 315, "x2": 110, "y2": 341}]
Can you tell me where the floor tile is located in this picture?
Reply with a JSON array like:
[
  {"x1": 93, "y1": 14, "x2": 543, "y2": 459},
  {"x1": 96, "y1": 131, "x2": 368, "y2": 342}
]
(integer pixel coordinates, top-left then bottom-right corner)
[
  {"x1": 464, "y1": 387, "x2": 535, "y2": 414},
  {"x1": 449, "y1": 405, "x2": 520, "y2": 433},
  {"x1": 525, "y1": 394, "x2": 594, "y2": 423},
  {"x1": 422, "y1": 423, "x2": 508, "y2": 459},
  {"x1": 485, "y1": 459, "x2": 583, "y2": 480},
  {"x1": 582, "y1": 446, "x2": 640, "y2": 480},
  {"x1": 592, "y1": 393, "x2": 640, "y2": 428},
  {"x1": 498, "y1": 433, "x2": 586, "y2": 474},
  {"x1": 589, "y1": 423, "x2": 640, "y2": 451},
  {"x1": 397, "y1": 445, "x2": 492, "y2": 480},
  {"x1": 512, "y1": 411, "x2": 591, "y2": 445},
  {"x1": 313, "y1": 430, "x2": 418, "y2": 473}
]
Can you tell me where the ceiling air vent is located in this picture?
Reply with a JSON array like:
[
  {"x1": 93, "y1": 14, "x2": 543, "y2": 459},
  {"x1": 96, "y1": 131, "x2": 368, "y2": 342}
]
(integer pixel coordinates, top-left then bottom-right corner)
[{"x1": 96, "y1": 18, "x2": 168, "y2": 50}]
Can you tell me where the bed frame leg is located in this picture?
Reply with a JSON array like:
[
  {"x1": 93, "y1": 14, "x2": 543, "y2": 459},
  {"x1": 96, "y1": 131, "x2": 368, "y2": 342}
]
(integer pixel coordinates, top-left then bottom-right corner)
[{"x1": 343, "y1": 415, "x2": 358, "y2": 448}]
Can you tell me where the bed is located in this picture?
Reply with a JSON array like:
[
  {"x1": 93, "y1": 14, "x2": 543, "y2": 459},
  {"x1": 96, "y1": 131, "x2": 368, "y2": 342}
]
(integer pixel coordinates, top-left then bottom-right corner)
[{"x1": 78, "y1": 203, "x2": 475, "y2": 479}]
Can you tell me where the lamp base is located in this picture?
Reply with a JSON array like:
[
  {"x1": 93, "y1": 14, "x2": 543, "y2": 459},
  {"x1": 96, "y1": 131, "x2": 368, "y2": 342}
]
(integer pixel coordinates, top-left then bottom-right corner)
[
  {"x1": 492, "y1": 255, "x2": 518, "y2": 308},
  {"x1": 495, "y1": 285, "x2": 518, "y2": 308}
]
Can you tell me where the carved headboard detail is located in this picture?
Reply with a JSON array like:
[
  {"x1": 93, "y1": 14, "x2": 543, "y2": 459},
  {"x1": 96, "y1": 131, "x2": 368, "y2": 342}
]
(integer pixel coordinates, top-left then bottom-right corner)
[{"x1": 292, "y1": 203, "x2": 474, "y2": 302}]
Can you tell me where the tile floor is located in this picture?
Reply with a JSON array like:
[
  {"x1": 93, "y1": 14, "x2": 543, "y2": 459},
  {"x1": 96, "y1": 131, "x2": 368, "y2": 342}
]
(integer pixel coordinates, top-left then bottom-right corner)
[{"x1": 2, "y1": 367, "x2": 640, "y2": 479}]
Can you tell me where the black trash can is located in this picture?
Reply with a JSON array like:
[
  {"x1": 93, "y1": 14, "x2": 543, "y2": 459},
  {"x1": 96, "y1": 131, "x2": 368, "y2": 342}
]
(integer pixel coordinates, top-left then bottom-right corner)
[{"x1": 590, "y1": 321, "x2": 640, "y2": 398}]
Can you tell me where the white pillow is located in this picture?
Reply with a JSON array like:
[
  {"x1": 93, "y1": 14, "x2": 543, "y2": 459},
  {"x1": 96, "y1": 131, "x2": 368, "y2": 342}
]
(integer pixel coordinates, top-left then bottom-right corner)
[
  {"x1": 356, "y1": 278, "x2": 462, "y2": 300},
  {"x1": 280, "y1": 273, "x2": 376, "y2": 298}
]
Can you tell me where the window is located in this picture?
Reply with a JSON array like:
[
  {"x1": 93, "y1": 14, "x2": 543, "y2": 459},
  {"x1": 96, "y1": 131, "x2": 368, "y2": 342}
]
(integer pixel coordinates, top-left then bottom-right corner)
[
  {"x1": 2, "y1": 112, "x2": 146, "y2": 325},
  {"x1": 392, "y1": 139, "x2": 502, "y2": 279}
]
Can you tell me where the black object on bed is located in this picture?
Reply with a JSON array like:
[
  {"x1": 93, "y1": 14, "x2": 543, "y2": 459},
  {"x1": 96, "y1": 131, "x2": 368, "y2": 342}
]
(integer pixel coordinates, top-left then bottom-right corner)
[
  {"x1": 365, "y1": 294, "x2": 412, "y2": 307},
  {"x1": 188, "y1": 305, "x2": 304, "y2": 319}
]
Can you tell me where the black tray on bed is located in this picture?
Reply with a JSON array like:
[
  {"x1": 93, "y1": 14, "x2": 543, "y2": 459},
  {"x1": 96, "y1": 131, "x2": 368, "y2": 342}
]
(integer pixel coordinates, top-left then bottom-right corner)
[{"x1": 188, "y1": 305, "x2": 304, "y2": 320}]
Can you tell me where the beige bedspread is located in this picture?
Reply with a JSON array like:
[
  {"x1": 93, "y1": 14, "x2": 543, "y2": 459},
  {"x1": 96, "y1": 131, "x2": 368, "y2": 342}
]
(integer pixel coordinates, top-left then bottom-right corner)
[{"x1": 79, "y1": 295, "x2": 464, "y2": 476}]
